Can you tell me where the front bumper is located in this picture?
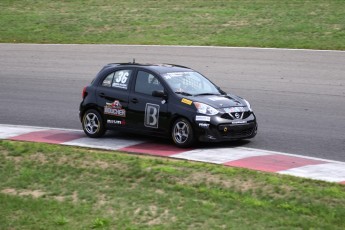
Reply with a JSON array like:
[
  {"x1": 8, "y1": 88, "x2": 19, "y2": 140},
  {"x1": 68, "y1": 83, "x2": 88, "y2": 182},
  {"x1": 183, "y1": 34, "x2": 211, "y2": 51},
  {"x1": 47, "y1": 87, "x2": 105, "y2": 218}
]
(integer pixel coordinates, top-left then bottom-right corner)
[{"x1": 194, "y1": 113, "x2": 257, "y2": 142}]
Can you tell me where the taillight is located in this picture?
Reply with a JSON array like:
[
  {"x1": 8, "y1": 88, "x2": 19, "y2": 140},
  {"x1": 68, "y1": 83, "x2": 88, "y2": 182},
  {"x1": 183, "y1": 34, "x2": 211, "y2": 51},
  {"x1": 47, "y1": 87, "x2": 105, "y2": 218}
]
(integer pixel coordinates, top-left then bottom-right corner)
[{"x1": 82, "y1": 87, "x2": 87, "y2": 99}]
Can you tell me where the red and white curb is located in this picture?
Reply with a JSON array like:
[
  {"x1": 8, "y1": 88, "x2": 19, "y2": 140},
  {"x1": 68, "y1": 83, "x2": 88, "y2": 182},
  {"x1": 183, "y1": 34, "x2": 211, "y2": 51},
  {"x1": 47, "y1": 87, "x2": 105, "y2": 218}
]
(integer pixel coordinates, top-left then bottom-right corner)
[{"x1": 1, "y1": 124, "x2": 345, "y2": 184}]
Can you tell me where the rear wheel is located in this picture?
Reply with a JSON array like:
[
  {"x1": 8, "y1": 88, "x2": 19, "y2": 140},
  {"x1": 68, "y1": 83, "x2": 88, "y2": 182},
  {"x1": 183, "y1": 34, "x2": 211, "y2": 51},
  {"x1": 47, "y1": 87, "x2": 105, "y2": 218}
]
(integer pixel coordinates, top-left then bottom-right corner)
[
  {"x1": 171, "y1": 118, "x2": 195, "y2": 148},
  {"x1": 82, "y1": 109, "x2": 106, "y2": 138}
]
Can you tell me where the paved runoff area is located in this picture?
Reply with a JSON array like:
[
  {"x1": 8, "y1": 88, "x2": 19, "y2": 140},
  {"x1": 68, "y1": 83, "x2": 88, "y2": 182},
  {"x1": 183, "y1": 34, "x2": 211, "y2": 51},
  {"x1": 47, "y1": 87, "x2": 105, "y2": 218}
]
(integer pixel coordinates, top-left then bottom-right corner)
[{"x1": 1, "y1": 124, "x2": 345, "y2": 184}]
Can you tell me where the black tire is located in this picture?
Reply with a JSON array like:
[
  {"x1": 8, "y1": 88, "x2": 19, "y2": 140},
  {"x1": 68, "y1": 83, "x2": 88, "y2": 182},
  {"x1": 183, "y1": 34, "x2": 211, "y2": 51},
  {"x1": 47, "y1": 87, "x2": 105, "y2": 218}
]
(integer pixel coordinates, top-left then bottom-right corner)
[
  {"x1": 82, "y1": 109, "x2": 106, "y2": 138},
  {"x1": 171, "y1": 118, "x2": 195, "y2": 148}
]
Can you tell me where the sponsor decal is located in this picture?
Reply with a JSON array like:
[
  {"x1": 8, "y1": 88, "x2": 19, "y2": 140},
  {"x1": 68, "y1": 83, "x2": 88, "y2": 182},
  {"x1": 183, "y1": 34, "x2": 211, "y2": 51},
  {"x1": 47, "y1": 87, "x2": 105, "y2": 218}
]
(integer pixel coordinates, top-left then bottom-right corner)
[
  {"x1": 198, "y1": 123, "x2": 210, "y2": 128},
  {"x1": 209, "y1": 97, "x2": 225, "y2": 101},
  {"x1": 164, "y1": 72, "x2": 189, "y2": 78},
  {"x1": 181, "y1": 98, "x2": 193, "y2": 105},
  {"x1": 195, "y1": 116, "x2": 211, "y2": 122},
  {"x1": 145, "y1": 103, "x2": 160, "y2": 128},
  {"x1": 232, "y1": 120, "x2": 247, "y2": 124},
  {"x1": 107, "y1": 119, "x2": 126, "y2": 125},
  {"x1": 104, "y1": 100, "x2": 126, "y2": 117},
  {"x1": 224, "y1": 107, "x2": 245, "y2": 114}
]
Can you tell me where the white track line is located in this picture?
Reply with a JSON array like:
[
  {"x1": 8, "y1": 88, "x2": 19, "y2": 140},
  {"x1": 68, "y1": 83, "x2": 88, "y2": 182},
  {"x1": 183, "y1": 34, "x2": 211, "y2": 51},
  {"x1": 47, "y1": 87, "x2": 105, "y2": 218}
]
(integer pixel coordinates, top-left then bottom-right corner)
[
  {"x1": 172, "y1": 147, "x2": 272, "y2": 164},
  {"x1": 280, "y1": 163, "x2": 345, "y2": 183}
]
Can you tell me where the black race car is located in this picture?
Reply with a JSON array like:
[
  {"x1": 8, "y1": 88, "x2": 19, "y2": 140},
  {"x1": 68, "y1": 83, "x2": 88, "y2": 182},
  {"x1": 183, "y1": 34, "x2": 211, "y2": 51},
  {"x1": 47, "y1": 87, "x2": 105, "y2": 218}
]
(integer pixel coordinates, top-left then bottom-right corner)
[{"x1": 80, "y1": 62, "x2": 257, "y2": 147}]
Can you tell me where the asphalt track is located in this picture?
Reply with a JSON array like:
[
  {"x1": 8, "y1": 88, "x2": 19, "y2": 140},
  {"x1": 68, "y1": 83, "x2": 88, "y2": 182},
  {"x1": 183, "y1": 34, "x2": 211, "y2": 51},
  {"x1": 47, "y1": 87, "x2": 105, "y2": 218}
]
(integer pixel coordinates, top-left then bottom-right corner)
[{"x1": 0, "y1": 44, "x2": 344, "y2": 161}]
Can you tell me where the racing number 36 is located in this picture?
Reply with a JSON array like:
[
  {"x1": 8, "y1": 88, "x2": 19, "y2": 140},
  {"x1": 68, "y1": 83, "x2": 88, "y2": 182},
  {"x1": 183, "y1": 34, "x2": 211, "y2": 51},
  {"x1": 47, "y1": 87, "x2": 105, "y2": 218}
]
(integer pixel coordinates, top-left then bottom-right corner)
[
  {"x1": 145, "y1": 103, "x2": 160, "y2": 128},
  {"x1": 112, "y1": 70, "x2": 131, "y2": 90},
  {"x1": 115, "y1": 71, "x2": 129, "y2": 84}
]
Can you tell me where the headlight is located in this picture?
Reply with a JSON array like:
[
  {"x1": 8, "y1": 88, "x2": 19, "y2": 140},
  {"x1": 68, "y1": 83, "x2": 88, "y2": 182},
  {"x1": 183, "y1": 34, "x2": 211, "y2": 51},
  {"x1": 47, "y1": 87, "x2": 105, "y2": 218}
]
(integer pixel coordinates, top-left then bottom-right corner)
[
  {"x1": 243, "y1": 99, "x2": 252, "y2": 111},
  {"x1": 194, "y1": 102, "x2": 218, "y2": 115}
]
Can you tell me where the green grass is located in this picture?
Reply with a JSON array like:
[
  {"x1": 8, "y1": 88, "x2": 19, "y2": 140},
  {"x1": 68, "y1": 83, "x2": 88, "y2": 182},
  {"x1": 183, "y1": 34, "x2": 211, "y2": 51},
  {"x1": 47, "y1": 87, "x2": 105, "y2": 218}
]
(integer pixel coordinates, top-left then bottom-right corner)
[
  {"x1": 0, "y1": 140, "x2": 345, "y2": 229},
  {"x1": 0, "y1": 0, "x2": 344, "y2": 50}
]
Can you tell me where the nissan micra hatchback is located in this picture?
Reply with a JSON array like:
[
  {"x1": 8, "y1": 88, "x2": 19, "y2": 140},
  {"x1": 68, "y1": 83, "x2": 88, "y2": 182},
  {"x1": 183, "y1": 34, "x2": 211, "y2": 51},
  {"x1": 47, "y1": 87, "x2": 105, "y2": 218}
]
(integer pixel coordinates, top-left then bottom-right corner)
[{"x1": 80, "y1": 63, "x2": 257, "y2": 147}]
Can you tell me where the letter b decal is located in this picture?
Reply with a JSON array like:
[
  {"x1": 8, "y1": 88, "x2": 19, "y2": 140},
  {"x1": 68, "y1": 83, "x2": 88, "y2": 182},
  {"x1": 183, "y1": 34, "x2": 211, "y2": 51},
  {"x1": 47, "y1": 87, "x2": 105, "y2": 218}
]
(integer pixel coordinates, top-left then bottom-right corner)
[{"x1": 145, "y1": 103, "x2": 160, "y2": 128}]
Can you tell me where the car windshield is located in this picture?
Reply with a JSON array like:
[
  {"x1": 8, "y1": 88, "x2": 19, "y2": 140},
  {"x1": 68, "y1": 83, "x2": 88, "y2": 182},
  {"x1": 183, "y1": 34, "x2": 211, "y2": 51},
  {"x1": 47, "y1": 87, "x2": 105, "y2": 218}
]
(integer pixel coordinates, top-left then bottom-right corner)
[{"x1": 162, "y1": 72, "x2": 221, "y2": 96}]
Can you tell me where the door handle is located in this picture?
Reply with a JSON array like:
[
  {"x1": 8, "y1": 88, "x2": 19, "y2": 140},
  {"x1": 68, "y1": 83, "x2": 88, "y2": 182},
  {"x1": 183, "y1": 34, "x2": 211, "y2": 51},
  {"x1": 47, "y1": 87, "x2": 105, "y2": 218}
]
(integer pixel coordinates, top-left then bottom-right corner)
[
  {"x1": 99, "y1": 93, "x2": 106, "y2": 98},
  {"x1": 131, "y1": 98, "x2": 138, "y2": 104}
]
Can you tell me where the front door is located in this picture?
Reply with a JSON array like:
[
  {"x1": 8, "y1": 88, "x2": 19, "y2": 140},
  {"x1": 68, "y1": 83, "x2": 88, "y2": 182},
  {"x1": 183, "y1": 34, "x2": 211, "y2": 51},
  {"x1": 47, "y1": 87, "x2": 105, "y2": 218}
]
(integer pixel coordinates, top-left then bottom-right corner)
[{"x1": 127, "y1": 70, "x2": 169, "y2": 134}]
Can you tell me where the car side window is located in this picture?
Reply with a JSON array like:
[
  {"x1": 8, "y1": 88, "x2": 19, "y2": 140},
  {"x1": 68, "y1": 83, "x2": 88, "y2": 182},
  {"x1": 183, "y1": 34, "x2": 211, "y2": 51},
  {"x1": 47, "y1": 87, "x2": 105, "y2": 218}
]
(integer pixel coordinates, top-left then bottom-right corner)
[
  {"x1": 102, "y1": 73, "x2": 114, "y2": 87},
  {"x1": 135, "y1": 71, "x2": 164, "y2": 95},
  {"x1": 101, "y1": 70, "x2": 132, "y2": 90}
]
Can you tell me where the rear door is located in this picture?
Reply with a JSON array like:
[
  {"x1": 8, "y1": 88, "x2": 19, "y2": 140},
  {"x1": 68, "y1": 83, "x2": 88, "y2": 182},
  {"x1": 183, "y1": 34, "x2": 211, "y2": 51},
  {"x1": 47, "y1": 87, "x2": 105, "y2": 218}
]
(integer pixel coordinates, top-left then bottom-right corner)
[{"x1": 96, "y1": 68, "x2": 133, "y2": 128}]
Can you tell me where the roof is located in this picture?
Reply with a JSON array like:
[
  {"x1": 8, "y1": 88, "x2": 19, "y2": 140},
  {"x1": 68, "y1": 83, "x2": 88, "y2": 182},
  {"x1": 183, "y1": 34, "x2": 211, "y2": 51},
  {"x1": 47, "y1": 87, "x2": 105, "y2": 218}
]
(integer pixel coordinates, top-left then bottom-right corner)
[{"x1": 102, "y1": 62, "x2": 194, "y2": 74}]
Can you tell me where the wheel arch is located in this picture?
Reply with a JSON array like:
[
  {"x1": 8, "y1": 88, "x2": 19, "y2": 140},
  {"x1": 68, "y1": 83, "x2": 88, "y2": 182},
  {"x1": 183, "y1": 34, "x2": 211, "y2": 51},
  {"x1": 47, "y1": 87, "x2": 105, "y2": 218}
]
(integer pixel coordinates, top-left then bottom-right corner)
[
  {"x1": 169, "y1": 114, "x2": 195, "y2": 134},
  {"x1": 80, "y1": 103, "x2": 104, "y2": 121}
]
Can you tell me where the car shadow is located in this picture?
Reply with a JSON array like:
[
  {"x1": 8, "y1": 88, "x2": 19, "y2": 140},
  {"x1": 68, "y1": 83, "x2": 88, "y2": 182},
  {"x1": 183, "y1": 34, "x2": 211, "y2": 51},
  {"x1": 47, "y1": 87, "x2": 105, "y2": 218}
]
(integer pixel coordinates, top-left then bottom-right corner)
[
  {"x1": 196, "y1": 140, "x2": 251, "y2": 149},
  {"x1": 105, "y1": 130, "x2": 251, "y2": 149}
]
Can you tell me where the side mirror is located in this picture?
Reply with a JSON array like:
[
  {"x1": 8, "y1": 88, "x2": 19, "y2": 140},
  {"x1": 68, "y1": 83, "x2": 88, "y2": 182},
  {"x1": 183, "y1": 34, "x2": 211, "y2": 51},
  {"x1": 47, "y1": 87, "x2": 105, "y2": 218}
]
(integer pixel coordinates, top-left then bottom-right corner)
[{"x1": 152, "y1": 90, "x2": 166, "y2": 98}]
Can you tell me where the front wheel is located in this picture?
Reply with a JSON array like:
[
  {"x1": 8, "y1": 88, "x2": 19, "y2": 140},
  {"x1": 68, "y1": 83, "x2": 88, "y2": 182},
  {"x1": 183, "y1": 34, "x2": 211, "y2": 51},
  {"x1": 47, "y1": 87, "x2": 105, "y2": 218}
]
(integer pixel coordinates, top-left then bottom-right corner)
[
  {"x1": 82, "y1": 109, "x2": 106, "y2": 138},
  {"x1": 171, "y1": 118, "x2": 195, "y2": 148}
]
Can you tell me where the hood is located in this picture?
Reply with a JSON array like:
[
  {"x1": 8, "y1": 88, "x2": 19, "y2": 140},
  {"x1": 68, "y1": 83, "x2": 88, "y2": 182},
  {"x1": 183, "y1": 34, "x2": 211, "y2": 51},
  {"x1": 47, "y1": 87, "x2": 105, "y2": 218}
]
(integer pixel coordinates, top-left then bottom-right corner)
[{"x1": 190, "y1": 94, "x2": 246, "y2": 109}]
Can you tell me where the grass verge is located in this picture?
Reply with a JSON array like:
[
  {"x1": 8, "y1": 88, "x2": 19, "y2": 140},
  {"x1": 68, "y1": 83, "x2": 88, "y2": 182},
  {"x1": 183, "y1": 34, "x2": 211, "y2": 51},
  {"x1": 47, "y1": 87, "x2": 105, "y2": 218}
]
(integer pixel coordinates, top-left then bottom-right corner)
[
  {"x1": 0, "y1": 0, "x2": 344, "y2": 50},
  {"x1": 1, "y1": 140, "x2": 345, "y2": 229}
]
